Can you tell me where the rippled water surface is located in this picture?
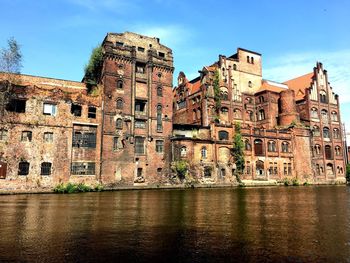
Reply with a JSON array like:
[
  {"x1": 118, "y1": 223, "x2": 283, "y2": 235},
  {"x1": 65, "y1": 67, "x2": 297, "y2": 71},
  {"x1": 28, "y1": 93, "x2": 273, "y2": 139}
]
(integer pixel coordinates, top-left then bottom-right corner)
[{"x1": 0, "y1": 186, "x2": 350, "y2": 263}]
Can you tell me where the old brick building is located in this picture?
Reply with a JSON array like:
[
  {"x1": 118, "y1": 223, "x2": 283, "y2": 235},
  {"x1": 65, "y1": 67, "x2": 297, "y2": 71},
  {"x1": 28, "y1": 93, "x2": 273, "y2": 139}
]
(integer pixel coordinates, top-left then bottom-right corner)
[
  {"x1": 172, "y1": 48, "x2": 346, "y2": 184},
  {"x1": 0, "y1": 33, "x2": 346, "y2": 190}
]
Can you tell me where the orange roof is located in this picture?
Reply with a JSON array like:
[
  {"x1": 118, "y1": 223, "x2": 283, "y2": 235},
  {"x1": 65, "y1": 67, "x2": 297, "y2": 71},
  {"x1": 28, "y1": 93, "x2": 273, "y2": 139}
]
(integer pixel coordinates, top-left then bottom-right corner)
[
  {"x1": 257, "y1": 80, "x2": 288, "y2": 93},
  {"x1": 187, "y1": 79, "x2": 201, "y2": 94},
  {"x1": 283, "y1": 72, "x2": 314, "y2": 101}
]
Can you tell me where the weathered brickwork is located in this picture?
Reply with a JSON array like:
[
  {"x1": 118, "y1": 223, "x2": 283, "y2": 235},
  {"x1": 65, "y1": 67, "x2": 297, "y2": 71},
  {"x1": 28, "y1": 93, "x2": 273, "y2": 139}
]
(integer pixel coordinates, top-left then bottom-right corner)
[
  {"x1": 0, "y1": 32, "x2": 346, "y2": 190},
  {"x1": 173, "y1": 50, "x2": 346, "y2": 184}
]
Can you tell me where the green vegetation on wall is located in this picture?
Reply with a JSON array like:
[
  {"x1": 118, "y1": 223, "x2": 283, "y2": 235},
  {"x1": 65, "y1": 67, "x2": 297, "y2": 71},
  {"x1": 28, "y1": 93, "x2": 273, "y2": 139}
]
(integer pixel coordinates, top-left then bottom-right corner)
[
  {"x1": 84, "y1": 45, "x2": 103, "y2": 88},
  {"x1": 346, "y1": 164, "x2": 350, "y2": 183},
  {"x1": 232, "y1": 122, "x2": 245, "y2": 181}
]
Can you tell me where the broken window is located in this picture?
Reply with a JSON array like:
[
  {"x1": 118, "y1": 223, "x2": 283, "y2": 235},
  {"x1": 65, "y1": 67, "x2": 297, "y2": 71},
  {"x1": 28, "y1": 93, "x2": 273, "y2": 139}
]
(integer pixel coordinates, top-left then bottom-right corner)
[
  {"x1": 157, "y1": 105, "x2": 162, "y2": 131},
  {"x1": 157, "y1": 168, "x2": 162, "y2": 176},
  {"x1": 135, "y1": 100, "x2": 146, "y2": 114},
  {"x1": 158, "y1": 52, "x2": 165, "y2": 58},
  {"x1": 71, "y1": 162, "x2": 95, "y2": 175},
  {"x1": 43, "y1": 103, "x2": 57, "y2": 116},
  {"x1": 136, "y1": 62, "x2": 146, "y2": 74},
  {"x1": 43, "y1": 132, "x2": 53, "y2": 143},
  {"x1": 117, "y1": 79, "x2": 123, "y2": 90},
  {"x1": 135, "y1": 137, "x2": 145, "y2": 154},
  {"x1": 116, "y1": 98, "x2": 123, "y2": 109},
  {"x1": 113, "y1": 137, "x2": 124, "y2": 151},
  {"x1": 72, "y1": 131, "x2": 96, "y2": 148},
  {"x1": 137, "y1": 167, "x2": 143, "y2": 177},
  {"x1": 204, "y1": 166, "x2": 212, "y2": 177},
  {"x1": 6, "y1": 99, "x2": 26, "y2": 113},
  {"x1": 21, "y1": 131, "x2": 32, "y2": 142},
  {"x1": 156, "y1": 140, "x2": 164, "y2": 153},
  {"x1": 135, "y1": 119, "x2": 146, "y2": 129},
  {"x1": 116, "y1": 118, "x2": 123, "y2": 129},
  {"x1": 137, "y1": 47, "x2": 145, "y2": 52},
  {"x1": 88, "y1": 107, "x2": 96, "y2": 119},
  {"x1": 18, "y1": 161, "x2": 30, "y2": 176},
  {"x1": 41, "y1": 162, "x2": 52, "y2": 176},
  {"x1": 0, "y1": 129, "x2": 8, "y2": 141},
  {"x1": 71, "y1": 104, "x2": 82, "y2": 117}
]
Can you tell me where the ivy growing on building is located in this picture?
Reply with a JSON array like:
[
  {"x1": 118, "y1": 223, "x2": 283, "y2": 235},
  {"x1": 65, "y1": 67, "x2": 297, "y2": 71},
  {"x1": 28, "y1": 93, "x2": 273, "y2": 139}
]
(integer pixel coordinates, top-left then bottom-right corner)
[
  {"x1": 84, "y1": 45, "x2": 103, "y2": 89},
  {"x1": 232, "y1": 122, "x2": 245, "y2": 182},
  {"x1": 213, "y1": 69, "x2": 221, "y2": 112}
]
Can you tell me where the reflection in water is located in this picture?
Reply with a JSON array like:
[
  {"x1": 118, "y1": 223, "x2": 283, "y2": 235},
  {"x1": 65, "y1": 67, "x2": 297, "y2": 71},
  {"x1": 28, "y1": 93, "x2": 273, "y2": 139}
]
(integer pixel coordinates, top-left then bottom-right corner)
[{"x1": 0, "y1": 186, "x2": 349, "y2": 262}]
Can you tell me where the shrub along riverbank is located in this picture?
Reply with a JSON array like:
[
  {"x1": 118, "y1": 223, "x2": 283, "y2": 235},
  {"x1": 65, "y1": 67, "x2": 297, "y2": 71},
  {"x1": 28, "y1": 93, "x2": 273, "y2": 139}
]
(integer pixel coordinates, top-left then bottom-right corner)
[{"x1": 53, "y1": 183, "x2": 104, "y2": 194}]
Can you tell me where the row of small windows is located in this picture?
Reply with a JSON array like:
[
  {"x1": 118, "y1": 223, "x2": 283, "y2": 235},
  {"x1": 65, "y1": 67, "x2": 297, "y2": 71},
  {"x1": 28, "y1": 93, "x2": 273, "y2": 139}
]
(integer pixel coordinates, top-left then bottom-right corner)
[
  {"x1": 313, "y1": 145, "x2": 342, "y2": 159},
  {"x1": 18, "y1": 161, "x2": 52, "y2": 176},
  {"x1": 247, "y1": 56, "x2": 254, "y2": 64},
  {"x1": 244, "y1": 161, "x2": 292, "y2": 176},
  {"x1": 112, "y1": 136, "x2": 164, "y2": 153},
  {"x1": 0, "y1": 130, "x2": 55, "y2": 143},
  {"x1": 220, "y1": 108, "x2": 265, "y2": 121},
  {"x1": 312, "y1": 126, "x2": 341, "y2": 139},
  {"x1": 310, "y1": 108, "x2": 338, "y2": 121},
  {"x1": 180, "y1": 146, "x2": 207, "y2": 159},
  {"x1": 117, "y1": 79, "x2": 163, "y2": 96},
  {"x1": 245, "y1": 139, "x2": 291, "y2": 154},
  {"x1": 7, "y1": 99, "x2": 97, "y2": 119},
  {"x1": 315, "y1": 163, "x2": 343, "y2": 175}
]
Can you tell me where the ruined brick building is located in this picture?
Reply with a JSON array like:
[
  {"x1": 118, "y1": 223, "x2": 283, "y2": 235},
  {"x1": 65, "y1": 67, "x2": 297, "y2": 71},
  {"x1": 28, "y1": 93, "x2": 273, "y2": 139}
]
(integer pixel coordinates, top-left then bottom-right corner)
[{"x1": 0, "y1": 32, "x2": 346, "y2": 189}]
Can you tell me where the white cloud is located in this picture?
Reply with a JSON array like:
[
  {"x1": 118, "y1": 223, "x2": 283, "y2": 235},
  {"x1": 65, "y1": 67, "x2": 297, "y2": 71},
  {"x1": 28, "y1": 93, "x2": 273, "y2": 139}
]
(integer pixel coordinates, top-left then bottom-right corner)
[{"x1": 264, "y1": 49, "x2": 350, "y2": 104}]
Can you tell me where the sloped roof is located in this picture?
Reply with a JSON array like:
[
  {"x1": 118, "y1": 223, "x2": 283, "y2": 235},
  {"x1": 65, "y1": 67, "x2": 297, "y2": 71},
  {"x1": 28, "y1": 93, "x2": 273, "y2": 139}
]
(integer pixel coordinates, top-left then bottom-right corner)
[
  {"x1": 257, "y1": 80, "x2": 288, "y2": 93},
  {"x1": 188, "y1": 78, "x2": 201, "y2": 94},
  {"x1": 283, "y1": 72, "x2": 314, "y2": 101}
]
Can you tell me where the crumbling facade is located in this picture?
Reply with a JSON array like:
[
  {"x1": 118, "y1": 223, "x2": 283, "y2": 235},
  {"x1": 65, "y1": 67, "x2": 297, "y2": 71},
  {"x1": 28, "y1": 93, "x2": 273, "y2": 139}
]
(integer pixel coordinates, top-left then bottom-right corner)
[
  {"x1": 172, "y1": 48, "x2": 346, "y2": 184},
  {"x1": 0, "y1": 33, "x2": 346, "y2": 190}
]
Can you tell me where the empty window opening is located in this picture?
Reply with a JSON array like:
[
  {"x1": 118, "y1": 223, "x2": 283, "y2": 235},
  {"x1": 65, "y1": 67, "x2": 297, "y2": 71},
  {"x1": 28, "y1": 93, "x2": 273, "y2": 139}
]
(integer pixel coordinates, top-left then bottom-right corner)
[
  {"x1": 18, "y1": 161, "x2": 30, "y2": 176},
  {"x1": 136, "y1": 62, "x2": 146, "y2": 74},
  {"x1": 41, "y1": 162, "x2": 52, "y2": 176},
  {"x1": 0, "y1": 129, "x2": 8, "y2": 141},
  {"x1": 71, "y1": 104, "x2": 82, "y2": 117},
  {"x1": 88, "y1": 107, "x2": 96, "y2": 118},
  {"x1": 6, "y1": 99, "x2": 26, "y2": 113},
  {"x1": 117, "y1": 79, "x2": 123, "y2": 89},
  {"x1": 21, "y1": 131, "x2": 32, "y2": 142},
  {"x1": 158, "y1": 52, "x2": 165, "y2": 58},
  {"x1": 116, "y1": 118, "x2": 123, "y2": 129},
  {"x1": 137, "y1": 47, "x2": 145, "y2": 52},
  {"x1": 135, "y1": 100, "x2": 147, "y2": 113}
]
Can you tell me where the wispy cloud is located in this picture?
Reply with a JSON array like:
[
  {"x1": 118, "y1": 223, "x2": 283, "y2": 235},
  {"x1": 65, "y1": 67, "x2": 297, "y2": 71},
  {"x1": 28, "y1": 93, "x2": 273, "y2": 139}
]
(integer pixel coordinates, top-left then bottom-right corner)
[
  {"x1": 131, "y1": 24, "x2": 193, "y2": 48},
  {"x1": 264, "y1": 50, "x2": 350, "y2": 104}
]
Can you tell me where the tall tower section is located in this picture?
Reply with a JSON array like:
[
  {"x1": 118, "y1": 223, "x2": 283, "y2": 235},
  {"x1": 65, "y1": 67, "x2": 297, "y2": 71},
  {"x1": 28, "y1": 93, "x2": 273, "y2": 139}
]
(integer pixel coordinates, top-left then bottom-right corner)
[{"x1": 100, "y1": 32, "x2": 174, "y2": 185}]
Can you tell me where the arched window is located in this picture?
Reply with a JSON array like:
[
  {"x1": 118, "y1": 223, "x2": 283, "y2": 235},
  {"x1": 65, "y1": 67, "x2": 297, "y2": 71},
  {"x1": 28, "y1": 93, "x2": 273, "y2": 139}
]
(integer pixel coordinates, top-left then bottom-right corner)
[
  {"x1": 258, "y1": 109, "x2": 265, "y2": 121},
  {"x1": 335, "y1": 146, "x2": 342, "y2": 156},
  {"x1": 196, "y1": 108, "x2": 201, "y2": 120},
  {"x1": 268, "y1": 141, "x2": 276, "y2": 152},
  {"x1": 323, "y1": 127, "x2": 330, "y2": 138},
  {"x1": 116, "y1": 98, "x2": 123, "y2": 109},
  {"x1": 331, "y1": 111, "x2": 338, "y2": 122},
  {"x1": 325, "y1": 145, "x2": 332, "y2": 159},
  {"x1": 320, "y1": 90, "x2": 327, "y2": 103},
  {"x1": 220, "y1": 87, "x2": 228, "y2": 100},
  {"x1": 326, "y1": 163, "x2": 334, "y2": 175},
  {"x1": 220, "y1": 168, "x2": 226, "y2": 177},
  {"x1": 157, "y1": 105, "x2": 162, "y2": 131},
  {"x1": 180, "y1": 146, "x2": 187, "y2": 157},
  {"x1": 193, "y1": 109, "x2": 196, "y2": 120},
  {"x1": 311, "y1": 107, "x2": 318, "y2": 119},
  {"x1": 201, "y1": 147, "x2": 207, "y2": 159},
  {"x1": 254, "y1": 139, "x2": 264, "y2": 156},
  {"x1": 218, "y1": 130, "x2": 229, "y2": 140},
  {"x1": 247, "y1": 56, "x2": 250, "y2": 63},
  {"x1": 245, "y1": 97, "x2": 252, "y2": 104},
  {"x1": 251, "y1": 57, "x2": 254, "y2": 64},
  {"x1": 281, "y1": 141, "x2": 290, "y2": 153},
  {"x1": 117, "y1": 79, "x2": 123, "y2": 89},
  {"x1": 314, "y1": 144, "x2": 321, "y2": 155},
  {"x1": 313, "y1": 126, "x2": 320, "y2": 136},
  {"x1": 248, "y1": 81, "x2": 252, "y2": 88},
  {"x1": 321, "y1": 109, "x2": 328, "y2": 122},
  {"x1": 233, "y1": 64, "x2": 237, "y2": 70},
  {"x1": 333, "y1": 128, "x2": 340, "y2": 139},
  {"x1": 256, "y1": 160, "x2": 264, "y2": 176},
  {"x1": 233, "y1": 109, "x2": 242, "y2": 119},
  {"x1": 246, "y1": 110, "x2": 254, "y2": 121},
  {"x1": 259, "y1": 96, "x2": 264, "y2": 103},
  {"x1": 157, "y1": 86, "x2": 163, "y2": 97},
  {"x1": 116, "y1": 118, "x2": 123, "y2": 129},
  {"x1": 245, "y1": 139, "x2": 251, "y2": 151},
  {"x1": 221, "y1": 107, "x2": 229, "y2": 114}
]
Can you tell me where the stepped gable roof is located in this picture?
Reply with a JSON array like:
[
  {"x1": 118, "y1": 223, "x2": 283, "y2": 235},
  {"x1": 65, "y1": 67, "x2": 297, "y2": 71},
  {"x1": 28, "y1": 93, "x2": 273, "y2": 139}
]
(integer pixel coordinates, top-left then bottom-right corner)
[{"x1": 283, "y1": 72, "x2": 314, "y2": 101}]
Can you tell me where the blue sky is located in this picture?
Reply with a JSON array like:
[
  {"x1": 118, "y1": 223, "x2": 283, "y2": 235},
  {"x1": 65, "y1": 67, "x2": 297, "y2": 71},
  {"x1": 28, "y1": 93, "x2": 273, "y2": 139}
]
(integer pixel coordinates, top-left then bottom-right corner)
[{"x1": 1, "y1": 0, "x2": 350, "y2": 135}]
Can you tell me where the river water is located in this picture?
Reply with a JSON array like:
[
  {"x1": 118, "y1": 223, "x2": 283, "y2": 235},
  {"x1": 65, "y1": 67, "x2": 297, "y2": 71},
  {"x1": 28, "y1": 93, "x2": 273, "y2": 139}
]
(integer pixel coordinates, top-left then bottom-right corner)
[{"x1": 0, "y1": 186, "x2": 349, "y2": 263}]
